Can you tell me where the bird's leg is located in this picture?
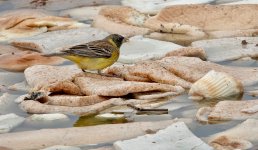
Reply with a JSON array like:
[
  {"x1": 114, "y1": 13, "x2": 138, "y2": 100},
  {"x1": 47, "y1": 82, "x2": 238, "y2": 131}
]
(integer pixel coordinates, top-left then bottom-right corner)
[
  {"x1": 97, "y1": 70, "x2": 102, "y2": 75},
  {"x1": 81, "y1": 69, "x2": 86, "y2": 72}
]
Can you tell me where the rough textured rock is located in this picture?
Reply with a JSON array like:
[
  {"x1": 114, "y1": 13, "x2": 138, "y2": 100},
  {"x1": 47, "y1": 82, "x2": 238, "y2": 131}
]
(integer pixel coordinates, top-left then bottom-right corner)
[
  {"x1": 146, "y1": 4, "x2": 258, "y2": 32},
  {"x1": 0, "y1": 9, "x2": 87, "y2": 41},
  {"x1": 128, "y1": 61, "x2": 192, "y2": 89},
  {"x1": 165, "y1": 47, "x2": 206, "y2": 60},
  {"x1": 9, "y1": 0, "x2": 121, "y2": 10},
  {"x1": 114, "y1": 122, "x2": 212, "y2": 150},
  {"x1": 192, "y1": 37, "x2": 258, "y2": 62},
  {"x1": 118, "y1": 35, "x2": 183, "y2": 64},
  {"x1": 122, "y1": 0, "x2": 214, "y2": 14},
  {"x1": 105, "y1": 63, "x2": 151, "y2": 82},
  {"x1": 93, "y1": 15, "x2": 150, "y2": 37},
  {"x1": 0, "y1": 51, "x2": 65, "y2": 72},
  {"x1": 92, "y1": 6, "x2": 150, "y2": 37},
  {"x1": 20, "y1": 98, "x2": 122, "y2": 116},
  {"x1": 92, "y1": 5, "x2": 258, "y2": 44},
  {"x1": 24, "y1": 65, "x2": 82, "y2": 94},
  {"x1": 74, "y1": 76, "x2": 184, "y2": 97},
  {"x1": 46, "y1": 95, "x2": 108, "y2": 107},
  {"x1": 19, "y1": 97, "x2": 163, "y2": 115},
  {"x1": 0, "y1": 120, "x2": 180, "y2": 149},
  {"x1": 158, "y1": 56, "x2": 258, "y2": 86},
  {"x1": 196, "y1": 100, "x2": 258, "y2": 121},
  {"x1": 11, "y1": 28, "x2": 109, "y2": 53},
  {"x1": 208, "y1": 100, "x2": 258, "y2": 121},
  {"x1": 60, "y1": 6, "x2": 103, "y2": 21},
  {"x1": 0, "y1": 44, "x2": 27, "y2": 55},
  {"x1": 209, "y1": 119, "x2": 258, "y2": 150},
  {"x1": 107, "y1": 57, "x2": 258, "y2": 87}
]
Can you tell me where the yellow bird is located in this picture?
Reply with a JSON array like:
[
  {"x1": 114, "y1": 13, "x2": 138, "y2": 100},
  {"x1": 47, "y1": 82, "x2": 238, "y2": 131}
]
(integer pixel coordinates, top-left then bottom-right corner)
[{"x1": 43, "y1": 34, "x2": 128, "y2": 76}]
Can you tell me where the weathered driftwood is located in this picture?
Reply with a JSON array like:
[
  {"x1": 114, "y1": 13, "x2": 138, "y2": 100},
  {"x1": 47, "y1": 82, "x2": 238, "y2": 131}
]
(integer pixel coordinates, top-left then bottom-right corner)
[{"x1": 0, "y1": 119, "x2": 180, "y2": 150}]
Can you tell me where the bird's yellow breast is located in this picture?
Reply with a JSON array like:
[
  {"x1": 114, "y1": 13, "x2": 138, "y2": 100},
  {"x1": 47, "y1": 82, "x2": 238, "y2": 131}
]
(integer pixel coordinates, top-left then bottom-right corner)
[{"x1": 63, "y1": 49, "x2": 119, "y2": 70}]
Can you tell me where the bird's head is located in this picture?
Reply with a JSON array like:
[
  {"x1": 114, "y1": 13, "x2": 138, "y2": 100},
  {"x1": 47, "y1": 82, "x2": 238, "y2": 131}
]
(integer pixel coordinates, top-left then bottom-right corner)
[{"x1": 105, "y1": 34, "x2": 129, "y2": 48}]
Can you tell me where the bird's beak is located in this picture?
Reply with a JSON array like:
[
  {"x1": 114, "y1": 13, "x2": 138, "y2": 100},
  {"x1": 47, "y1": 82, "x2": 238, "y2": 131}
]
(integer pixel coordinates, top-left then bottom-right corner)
[{"x1": 123, "y1": 37, "x2": 129, "y2": 43}]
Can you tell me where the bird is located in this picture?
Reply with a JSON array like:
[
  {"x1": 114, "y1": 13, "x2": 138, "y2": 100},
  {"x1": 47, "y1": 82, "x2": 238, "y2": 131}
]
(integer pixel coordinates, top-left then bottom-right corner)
[{"x1": 43, "y1": 34, "x2": 128, "y2": 76}]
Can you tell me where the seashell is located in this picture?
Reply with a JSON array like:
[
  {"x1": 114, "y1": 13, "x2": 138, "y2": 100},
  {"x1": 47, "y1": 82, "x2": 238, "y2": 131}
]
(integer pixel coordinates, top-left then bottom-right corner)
[{"x1": 189, "y1": 70, "x2": 243, "y2": 100}]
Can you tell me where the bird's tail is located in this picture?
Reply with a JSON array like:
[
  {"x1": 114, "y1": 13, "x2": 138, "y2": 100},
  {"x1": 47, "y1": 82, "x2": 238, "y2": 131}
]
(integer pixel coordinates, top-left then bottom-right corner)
[{"x1": 41, "y1": 52, "x2": 66, "y2": 57}]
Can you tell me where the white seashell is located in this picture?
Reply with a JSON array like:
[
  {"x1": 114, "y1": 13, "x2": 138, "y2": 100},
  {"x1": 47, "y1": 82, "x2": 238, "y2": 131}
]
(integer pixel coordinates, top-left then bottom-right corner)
[{"x1": 189, "y1": 70, "x2": 243, "y2": 100}]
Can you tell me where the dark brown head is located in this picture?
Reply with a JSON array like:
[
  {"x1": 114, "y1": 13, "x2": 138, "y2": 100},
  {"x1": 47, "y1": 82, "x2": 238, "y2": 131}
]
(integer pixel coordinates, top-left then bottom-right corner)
[{"x1": 105, "y1": 34, "x2": 128, "y2": 48}]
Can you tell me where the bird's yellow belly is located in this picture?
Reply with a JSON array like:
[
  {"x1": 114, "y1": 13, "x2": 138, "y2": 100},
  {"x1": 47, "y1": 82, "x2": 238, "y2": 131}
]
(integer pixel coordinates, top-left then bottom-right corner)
[{"x1": 63, "y1": 50, "x2": 119, "y2": 70}]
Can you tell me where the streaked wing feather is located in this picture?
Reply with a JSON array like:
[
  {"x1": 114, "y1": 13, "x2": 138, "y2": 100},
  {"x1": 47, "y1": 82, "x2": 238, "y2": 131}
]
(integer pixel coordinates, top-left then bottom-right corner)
[{"x1": 63, "y1": 41, "x2": 113, "y2": 58}]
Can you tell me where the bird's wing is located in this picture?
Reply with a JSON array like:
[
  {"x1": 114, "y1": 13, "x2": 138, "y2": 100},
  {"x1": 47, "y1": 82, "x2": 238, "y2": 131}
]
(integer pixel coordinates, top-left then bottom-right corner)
[{"x1": 63, "y1": 41, "x2": 114, "y2": 58}]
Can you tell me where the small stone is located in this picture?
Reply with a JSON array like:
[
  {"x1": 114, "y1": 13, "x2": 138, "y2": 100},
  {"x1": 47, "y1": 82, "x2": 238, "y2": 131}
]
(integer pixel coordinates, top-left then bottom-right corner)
[
  {"x1": 241, "y1": 40, "x2": 248, "y2": 45},
  {"x1": 29, "y1": 113, "x2": 69, "y2": 121},
  {"x1": 95, "y1": 113, "x2": 125, "y2": 119},
  {"x1": 119, "y1": 35, "x2": 182, "y2": 64}
]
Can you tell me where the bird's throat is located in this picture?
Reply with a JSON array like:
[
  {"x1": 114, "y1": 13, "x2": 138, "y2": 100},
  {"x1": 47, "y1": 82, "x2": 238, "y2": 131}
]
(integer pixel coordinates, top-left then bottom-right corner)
[{"x1": 108, "y1": 39, "x2": 118, "y2": 48}]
